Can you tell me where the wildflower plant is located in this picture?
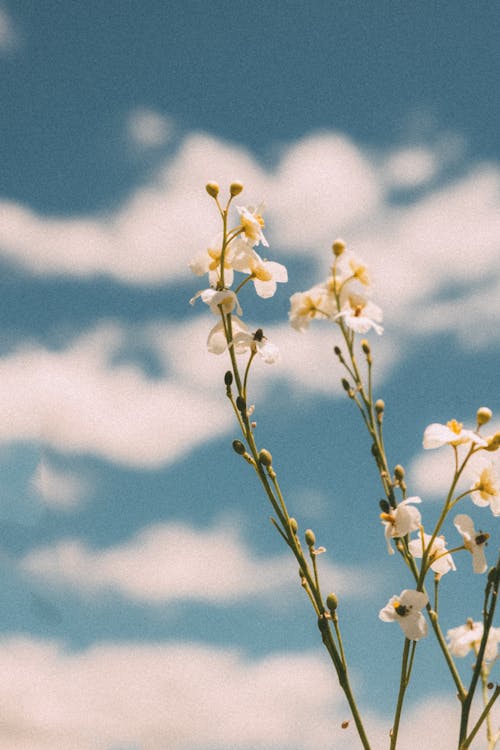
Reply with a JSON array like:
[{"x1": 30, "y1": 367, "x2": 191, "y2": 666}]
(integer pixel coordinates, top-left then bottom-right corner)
[{"x1": 189, "y1": 180, "x2": 500, "y2": 750}]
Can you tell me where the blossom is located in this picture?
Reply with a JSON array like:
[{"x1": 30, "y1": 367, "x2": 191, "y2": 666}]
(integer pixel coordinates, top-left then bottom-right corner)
[
  {"x1": 423, "y1": 419, "x2": 487, "y2": 449},
  {"x1": 447, "y1": 620, "x2": 500, "y2": 661},
  {"x1": 232, "y1": 245, "x2": 288, "y2": 299},
  {"x1": 236, "y1": 204, "x2": 269, "y2": 247},
  {"x1": 189, "y1": 235, "x2": 236, "y2": 286},
  {"x1": 453, "y1": 514, "x2": 489, "y2": 573},
  {"x1": 289, "y1": 285, "x2": 336, "y2": 331},
  {"x1": 408, "y1": 532, "x2": 456, "y2": 576},
  {"x1": 232, "y1": 328, "x2": 280, "y2": 364},
  {"x1": 380, "y1": 497, "x2": 422, "y2": 555},
  {"x1": 189, "y1": 288, "x2": 242, "y2": 316},
  {"x1": 207, "y1": 316, "x2": 248, "y2": 355},
  {"x1": 334, "y1": 293, "x2": 383, "y2": 335},
  {"x1": 379, "y1": 589, "x2": 428, "y2": 641},
  {"x1": 469, "y1": 458, "x2": 500, "y2": 516}
]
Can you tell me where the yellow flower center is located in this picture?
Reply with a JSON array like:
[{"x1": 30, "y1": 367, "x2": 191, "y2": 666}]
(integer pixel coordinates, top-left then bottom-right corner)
[
  {"x1": 447, "y1": 419, "x2": 463, "y2": 435},
  {"x1": 393, "y1": 601, "x2": 409, "y2": 617}
]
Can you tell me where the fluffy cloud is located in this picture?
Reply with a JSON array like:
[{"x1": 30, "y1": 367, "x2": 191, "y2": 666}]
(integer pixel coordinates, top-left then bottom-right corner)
[
  {"x1": 0, "y1": 6, "x2": 18, "y2": 52},
  {"x1": 126, "y1": 108, "x2": 173, "y2": 149},
  {"x1": 21, "y1": 519, "x2": 370, "y2": 604},
  {"x1": 0, "y1": 636, "x2": 485, "y2": 750},
  {"x1": 30, "y1": 460, "x2": 88, "y2": 510}
]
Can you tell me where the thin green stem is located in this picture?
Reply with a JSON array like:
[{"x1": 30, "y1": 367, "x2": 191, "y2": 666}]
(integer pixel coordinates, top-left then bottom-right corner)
[{"x1": 390, "y1": 638, "x2": 413, "y2": 750}]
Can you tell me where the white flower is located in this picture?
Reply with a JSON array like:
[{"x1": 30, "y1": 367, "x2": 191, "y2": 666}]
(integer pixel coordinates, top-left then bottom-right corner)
[
  {"x1": 189, "y1": 235, "x2": 236, "y2": 286},
  {"x1": 408, "y1": 532, "x2": 456, "y2": 576},
  {"x1": 379, "y1": 589, "x2": 428, "y2": 641},
  {"x1": 207, "y1": 316, "x2": 248, "y2": 355},
  {"x1": 334, "y1": 293, "x2": 383, "y2": 335},
  {"x1": 380, "y1": 497, "x2": 422, "y2": 555},
  {"x1": 469, "y1": 458, "x2": 500, "y2": 516},
  {"x1": 423, "y1": 419, "x2": 487, "y2": 449},
  {"x1": 189, "y1": 288, "x2": 242, "y2": 316},
  {"x1": 336, "y1": 252, "x2": 371, "y2": 288},
  {"x1": 447, "y1": 620, "x2": 500, "y2": 661},
  {"x1": 288, "y1": 285, "x2": 337, "y2": 331},
  {"x1": 236, "y1": 204, "x2": 269, "y2": 247},
  {"x1": 232, "y1": 245, "x2": 288, "y2": 299},
  {"x1": 453, "y1": 514, "x2": 489, "y2": 573},
  {"x1": 232, "y1": 328, "x2": 280, "y2": 364}
]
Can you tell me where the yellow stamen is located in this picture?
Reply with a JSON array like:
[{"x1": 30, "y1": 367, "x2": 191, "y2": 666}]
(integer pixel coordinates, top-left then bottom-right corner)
[{"x1": 447, "y1": 419, "x2": 463, "y2": 434}]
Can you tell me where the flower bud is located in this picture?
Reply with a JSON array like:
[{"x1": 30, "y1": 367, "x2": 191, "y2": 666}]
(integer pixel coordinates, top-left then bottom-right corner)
[
  {"x1": 289, "y1": 518, "x2": 298, "y2": 534},
  {"x1": 236, "y1": 395, "x2": 246, "y2": 413},
  {"x1": 333, "y1": 345, "x2": 342, "y2": 357},
  {"x1": 232, "y1": 440, "x2": 246, "y2": 455},
  {"x1": 477, "y1": 406, "x2": 493, "y2": 426},
  {"x1": 224, "y1": 371, "x2": 233, "y2": 386},
  {"x1": 379, "y1": 499, "x2": 390, "y2": 513},
  {"x1": 361, "y1": 339, "x2": 370, "y2": 355},
  {"x1": 375, "y1": 399, "x2": 385, "y2": 414},
  {"x1": 258, "y1": 448, "x2": 273, "y2": 467},
  {"x1": 332, "y1": 239, "x2": 345, "y2": 256},
  {"x1": 229, "y1": 181, "x2": 244, "y2": 196},
  {"x1": 305, "y1": 528, "x2": 316, "y2": 547},
  {"x1": 394, "y1": 465, "x2": 405, "y2": 481},
  {"x1": 341, "y1": 378, "x2": 351, "y2": 392},
  {"x1": 485, "y1": 432, "x2": 500, "y2": 451},
  {"x1": 205, "y1": 181, "x2": 219, "y2": 198},
  {"x1": 326, "y1": 593, "x2": 338, "y2": 612}
]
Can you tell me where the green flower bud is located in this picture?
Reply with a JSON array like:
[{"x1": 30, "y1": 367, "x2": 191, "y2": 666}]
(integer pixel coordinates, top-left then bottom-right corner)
[
  {"x1": 205, "y1": 181, "x2": 219, "y2": 198},
  {"x1": 477, "y1": 406, "x2": 493, "y2": 426},
  {"x1": 232, "y1": 440, "x2": 246, "y2": 455},
  {"x1": 289, "y1": 518, "x2": 298, "y2": 534},
  {"x1": 224, "y1": 371, "x2": 233, "y2": 386},
  {"x1": 333, "y1": 345, "x2": 342, "y2": 357},
  {"x1": 305, "y1": 528, "x2": 316, "y2": 547},
  {"x1": 258, "y1": 449, "x2": 273, "y2": 467},
  {"x1": 326, "y1": 593, "x2": 338, "y2": 612},
  {"x1": 379, "y1": 499, "x2": 390, "y2": 513},
  {"x1": 361, "y1": 339, "x2": 370, "y2": 355},
  {"x1": 236, "y1": 395, "x2": 246, "y2": 413},
  {"x1": 485, "y1": 432, "x2": 500, "y2": 451},
  {"x1": 341, "y1": 378, "x2": 351, "y2": 392},
  {"x1": 230, "y1": 181, "x2": 244, "y2": 196}
]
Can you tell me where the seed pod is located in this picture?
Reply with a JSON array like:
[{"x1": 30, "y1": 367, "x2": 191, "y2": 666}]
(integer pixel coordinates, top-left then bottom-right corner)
[
  {"x1": 258, "y1": 449, "x2": 273, "y2": 467},
  {"x1": 232, "y1": 440, "x2": 246, "y2": 455}
]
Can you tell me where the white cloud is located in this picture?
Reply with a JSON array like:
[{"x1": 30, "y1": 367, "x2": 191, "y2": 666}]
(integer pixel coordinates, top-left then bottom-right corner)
[
  {"x1": 21, "y1": 519, "x2": 370, "y2": 604},
  {"x1": 30, "y1": 460, "x2": 87, "y2": 510},
  {"x1": 0, "y1": 636, "x2": 488, "y2": 750},
  {"x1": 126, "y1": 108, "x2": 173, "y2": 149},
  {"x1": 0, "y1": 6, "x2": 18, "y2": 52},
  {"x1": 383, "y1": 146, "x2": 438, "y2": 189}
]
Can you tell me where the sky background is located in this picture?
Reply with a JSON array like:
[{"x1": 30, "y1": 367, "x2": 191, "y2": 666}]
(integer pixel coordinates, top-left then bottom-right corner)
[{"x1": 0, "y1": 2, "x2": 500, "y2": 749}]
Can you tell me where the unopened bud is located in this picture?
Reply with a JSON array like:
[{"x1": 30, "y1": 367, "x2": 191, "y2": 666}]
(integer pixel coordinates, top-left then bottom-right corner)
[
  {"x1": 236, "y1": 395, "x2": 246, "y2": 413},
  {"x1": 230, "y1": 181, "x2": 244, "y2": 196},
  {"x1": 224, "y1": 371, "x2": 233, "y2": 387},
  {"x1": 232, "y1": 440, "x2": 246, "y2": 455},
  {"x1": 205, "y1": 181, "x2": 219, "y2": 198},
  {"x1": 341, "y1": 378, "x2": 351, "y2": 392},
  {"x1": 289, "y1": 518, "x2": 298, "y2": 534},
  {"x1": 333, "y1": 345, "x2": 342, "y2": 357},
  {"x1": 477, "y1": 406, "x2": 493, "y2": 426},
  {"x1": 258, "y1": 449, "x2": 273, "y2": 467},
  {"x1": 486, "y1": 432, "x2": 500, "y2": 451},
  {"x1": 375, "y1": 399, "x2": 385, "y2": 414},
  {"x1": 361, "y1": 339, "x2": 370, "y2": 355},
  {"x1": 379, "y1": 499, "x2": 390, "y2": 513},
  {"x1": 394, "y1": 465, "x2": 405, "y2": 481},
  {"x1": 332, "y1": 239, "x2": 345, "y2": 256},
  {"x1": 305, "y1": 529, "x2": 316, "y2": 547},
  {"x1": 326, "y1": 593, "x2": 338, "y2": 612}
]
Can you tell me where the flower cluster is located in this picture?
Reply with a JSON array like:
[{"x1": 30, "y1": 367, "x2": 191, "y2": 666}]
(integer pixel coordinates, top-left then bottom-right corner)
[
  {"x1": 189, "y1": 182, "x2": 287, "y2": 364},
  {"x1": 289, "y1": 239, "x2": 383, "y2": 335}
]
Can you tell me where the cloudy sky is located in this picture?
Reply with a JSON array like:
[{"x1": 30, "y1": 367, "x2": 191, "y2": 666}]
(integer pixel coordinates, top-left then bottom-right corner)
[{"x1": 1, "y1": 2, "x2": 499, "y2": 748}]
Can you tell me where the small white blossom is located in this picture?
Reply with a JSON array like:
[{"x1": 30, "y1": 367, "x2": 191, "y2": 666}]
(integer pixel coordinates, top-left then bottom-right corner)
[
  {"x1": 189, "y1": 235, "x2": 236, "y2": 286},
  {"x1": 408, "y1": 532, "x2": 456, "y2": 576},
  {"x1": 334, "y1": 293, "x2": 383, "y2": 335},
  {"x1": 447, "y1": 620, "x2": 500, "y2": 661},
  {"x1": 232, "y1": 245, "x2": 288, "y2": 298},
  {"x1": 288, "y1": 285, "x2": 337, "y2": 331},
  {"x1": 380, "y1": 497, "x2": 422, "y2": 555},
  {"x1": 233, "y1": 328, "x2": 280, "y2": 364},
  {"x1": 453, "y1": 514, "x2": 489, "y2": 573},
  {"x1": 379, "y1": 589, "x2": 428, "y2": 641},
  {"x1": 423, "y1": 419, "x2": 487, "y2": 449},
  {"x1": 189, "y1": 288, "x2": 242, "y2": 316},
  {"x1": 236, "y1": 204, "x2": 269, "y2": 247},
  {"x1": 468, "y1": 458, "x2": 500, "y2": 516},
  {"x1": 207, "y1": 317, "x2": 248, "y2": 355}
]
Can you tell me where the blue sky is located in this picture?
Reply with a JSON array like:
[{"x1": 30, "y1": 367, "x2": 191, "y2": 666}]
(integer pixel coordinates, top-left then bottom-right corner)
[{"x1": 0, "y1": 2, "x2": 499, "y2": 748}]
